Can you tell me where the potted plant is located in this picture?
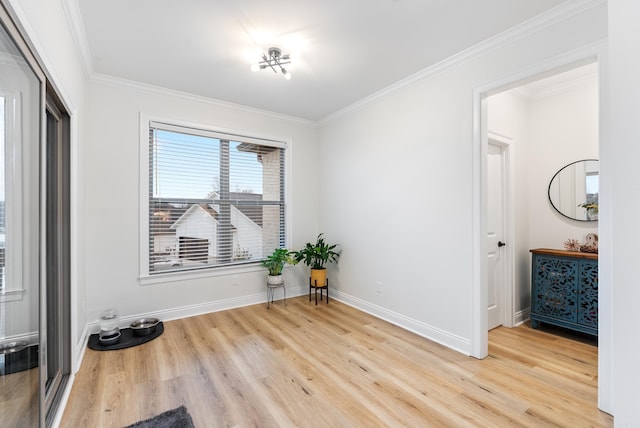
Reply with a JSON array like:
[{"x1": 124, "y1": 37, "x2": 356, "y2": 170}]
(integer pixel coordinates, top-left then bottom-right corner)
[
  {"x1": 261, "y1": 248, "x2": 297, "y2": 285},
  {"x1": 578, "y1": 202, "x2": 599, "y2": 220},
  {"x1": 293, "y1": 233, "x2": 340, "y2": 287}
]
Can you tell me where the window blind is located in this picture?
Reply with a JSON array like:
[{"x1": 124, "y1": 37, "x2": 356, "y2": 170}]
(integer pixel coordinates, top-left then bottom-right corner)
[{"x1": 148, "y1": 122, "x2": 285, "y2": 275}]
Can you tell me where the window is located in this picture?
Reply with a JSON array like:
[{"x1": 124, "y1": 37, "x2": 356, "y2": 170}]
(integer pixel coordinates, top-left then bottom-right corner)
[
  {"x1": 144, "y1": 120, "x2": 286, "y2": 276},
  {"x1": 0, "y1": 90, "x2": 32, "y2": 301}
]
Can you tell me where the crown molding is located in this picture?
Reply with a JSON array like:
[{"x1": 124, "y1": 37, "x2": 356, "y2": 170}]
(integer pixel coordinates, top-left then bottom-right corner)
[
  {"x1": 91, "y1": 73, "x2": 318, "y2": 128},
  {"x1": 319, "y1": 0, "x2": 606, "y2": 125},
  {"x1": 61, "y1": 0, "x2": 93, "y2": 77}
]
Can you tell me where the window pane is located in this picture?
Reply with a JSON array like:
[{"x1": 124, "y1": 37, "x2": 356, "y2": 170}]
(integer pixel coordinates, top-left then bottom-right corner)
[
  {"x1": 152, "y1": 130, "x2": 219, "y2": 199},
  {"x1": 148, "y1": 125, "x2": 285, "y2": 275}
]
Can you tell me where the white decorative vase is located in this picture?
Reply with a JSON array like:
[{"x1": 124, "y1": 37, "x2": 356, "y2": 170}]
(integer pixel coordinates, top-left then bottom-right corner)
[{"x1": 267, "y1": 275, "x2": 283, "y2": 285}]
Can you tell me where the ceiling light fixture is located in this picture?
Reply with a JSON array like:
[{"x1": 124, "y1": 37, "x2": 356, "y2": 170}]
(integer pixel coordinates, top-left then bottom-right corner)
[{"x1": 251, "y1": 47, "x2": 292, "y2": 80}]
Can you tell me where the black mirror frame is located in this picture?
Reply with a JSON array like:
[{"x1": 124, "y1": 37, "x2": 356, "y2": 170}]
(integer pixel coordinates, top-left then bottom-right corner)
[{"x1": 548, "y1": 158, "x2": 599, "y2": 222}]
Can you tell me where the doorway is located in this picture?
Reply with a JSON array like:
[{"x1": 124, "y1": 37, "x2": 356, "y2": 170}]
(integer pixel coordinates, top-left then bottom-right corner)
[{"x1": 472, "y1": 48, "x2": 609, "y2": 410}]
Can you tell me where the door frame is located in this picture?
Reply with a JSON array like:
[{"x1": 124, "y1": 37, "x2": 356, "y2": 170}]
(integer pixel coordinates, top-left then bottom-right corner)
[
  {"x1": 470, "y1": 41, "x2": 612, "y2": 413},
  {"x1": 487, "y1": 132, "x2": 514, "y2": 329}
]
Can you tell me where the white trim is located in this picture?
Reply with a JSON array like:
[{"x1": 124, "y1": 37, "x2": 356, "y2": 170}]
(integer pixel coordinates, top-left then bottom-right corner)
[
  {"x1": 471, "y1": 40, "x2": 610, "y2": 411},
  {"x1": 332, "y1": 290, "x2": 471, "y2": 355},
  {"x1": 471, "y1": 89, "x2": 488, "y2": 359},
  {"x1": 85, "y1": 284, "x2": 308, "y2": 334},
  {"x1": 512, "y1": 70, "x2": 598, "y2": 101},
  {"x1": 0, "y1": 288, "x2": 25, "y2": 302},
  {"x1": 95, "y1": 73, "x2": 317, "y2": 128},
  {"x1": 319, "y1": 0, "x2": 606, "y2": 125},
  {"x1": 139, "y1": 112, "x2": 293, "y2": 282},
  {"x1": 1, "y1": 90, "x2": 25, "y2": 298},
  {"x1": 68, "y1": 109, "x2": 81, "y2": 374},
  {"x1": 514, "y1": 308, "x2": 530, "y2": 327},
  {"x1": 149, "y1": 120, "x2": 288, "y2": 149},
  {"x1": 139, "y1": 263, "x2": 265, "y2": 286},
  {"x1": 594, "y1": 49, "x2": 613, "y2": 415},
  {"x1": 0, "y1": 330, "x2": 38, "y2": 344}
]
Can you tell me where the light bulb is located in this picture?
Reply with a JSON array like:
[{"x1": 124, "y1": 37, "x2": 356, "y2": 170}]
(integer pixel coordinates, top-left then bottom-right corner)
[
  {"x1": 283, "y1": 69, "x2": 292, "y2": 80},
  {"x1": 250, "y1": 63, "x2": 259, "y2": 72}
]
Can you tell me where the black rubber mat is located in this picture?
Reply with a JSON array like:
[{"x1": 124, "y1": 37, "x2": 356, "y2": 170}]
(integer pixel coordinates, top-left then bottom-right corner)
[{"x1": 88, "y1": 322, "x2": 164, "y2": 351}]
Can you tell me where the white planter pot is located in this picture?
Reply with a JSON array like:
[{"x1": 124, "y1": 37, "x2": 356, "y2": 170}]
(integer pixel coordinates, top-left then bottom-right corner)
[{"x1": 267, "y1": 275, "x2": 283, "y2": 285}]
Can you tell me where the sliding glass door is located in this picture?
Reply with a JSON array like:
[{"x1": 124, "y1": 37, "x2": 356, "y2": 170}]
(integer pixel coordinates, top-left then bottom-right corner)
[
  {"x1": 0, "y1": 5, "x2": 44, "y2": 427},
  {"x1": 0, "y1": 3, "x2": 71, "y2": 426}
]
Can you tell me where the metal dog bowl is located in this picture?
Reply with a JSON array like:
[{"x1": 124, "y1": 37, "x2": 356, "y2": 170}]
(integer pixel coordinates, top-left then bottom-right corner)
[
  {"x1": 130, "y1": 318, "x2": 160, "y2": 336},
  {"x1": 98, "y1": 331, "x2": 121, "y2": 346},
  {"x1": 0, "y1": 341, "x2": 27, "y2": 355}
]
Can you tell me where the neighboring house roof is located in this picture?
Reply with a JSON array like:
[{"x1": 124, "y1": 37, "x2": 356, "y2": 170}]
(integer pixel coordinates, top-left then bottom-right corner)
[
  {"x1": 204, "y1": 191, "x2": 264, "y2": 227},
  {"x1": 169, "y1": 202, "x2": 263, "y2": 231},
  {"x1": 170, "y1": 204, "x2": 220, "y2": 230},
  {"x1": 149, "y1": 201, "x2": 189, "y2": 235}
]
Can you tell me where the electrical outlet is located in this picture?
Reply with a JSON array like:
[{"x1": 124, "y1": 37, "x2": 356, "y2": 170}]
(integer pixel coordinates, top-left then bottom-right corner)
[
  {"x1": 232, "y1": 275, "x2": 238, "y2": 286},
  {"x1": 376, "y1": 281, "x2": 382, "y2": 293}
]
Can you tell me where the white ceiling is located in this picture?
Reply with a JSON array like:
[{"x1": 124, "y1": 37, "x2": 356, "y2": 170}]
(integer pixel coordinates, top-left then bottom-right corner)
[{"x1": 75, "y1": 0, "x2": 569, "y2": 121}]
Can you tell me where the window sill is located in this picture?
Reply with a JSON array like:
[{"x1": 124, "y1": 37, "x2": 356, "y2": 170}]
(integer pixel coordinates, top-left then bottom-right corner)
[
  {"x1": 139, "y1": 262, "x2": 265, "y2": 286},
  {"x1": 0, "y1": 288, "x2": 26, "y2": 302}
]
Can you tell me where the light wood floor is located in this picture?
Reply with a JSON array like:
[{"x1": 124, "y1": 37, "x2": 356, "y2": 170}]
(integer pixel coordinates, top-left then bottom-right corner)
[{"x1": 60, "y1": 296, "x2": 612, "y2": 427}]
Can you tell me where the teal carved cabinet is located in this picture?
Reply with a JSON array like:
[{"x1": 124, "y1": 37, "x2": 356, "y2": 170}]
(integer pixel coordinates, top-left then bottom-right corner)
[{"x1": 530, "y1": 249, "x2": 598, "y2": 336}]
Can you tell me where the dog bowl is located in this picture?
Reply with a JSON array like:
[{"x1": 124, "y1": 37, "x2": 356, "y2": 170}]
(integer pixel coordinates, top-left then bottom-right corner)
[
  {"x1": 98, "y1": 331, "x2": 121, "y2": 346},
  {"x1": 0, "y1": 341, "x2": 27, "y2": 355},
  {"x1": 130, "y1": 318, "x2": 160, "y2": 336}
]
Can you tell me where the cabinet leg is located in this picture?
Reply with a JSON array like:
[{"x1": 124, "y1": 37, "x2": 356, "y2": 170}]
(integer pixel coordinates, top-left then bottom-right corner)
[{"x1": 531, "y1": 319, "x2": 540, "y2": 329}]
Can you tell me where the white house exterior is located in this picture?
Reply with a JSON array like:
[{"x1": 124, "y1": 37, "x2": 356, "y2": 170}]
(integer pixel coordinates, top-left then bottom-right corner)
[{"x1": 170, "y1": 203, "x2": 263, "y2": 263}]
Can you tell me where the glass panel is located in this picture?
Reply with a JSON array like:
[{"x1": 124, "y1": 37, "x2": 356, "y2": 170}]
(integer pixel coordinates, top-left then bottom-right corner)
[{"x1": 0, "y1": 19, "x2": 41, "y2": 428}]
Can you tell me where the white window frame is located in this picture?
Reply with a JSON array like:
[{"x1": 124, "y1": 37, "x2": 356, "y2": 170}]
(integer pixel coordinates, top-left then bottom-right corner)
[
  {"x1": 1, "y1": 90, "x2": 26, "y2": 302},
  {"x1": 138, "y1": 113, "x2": 293, "y2": 285}
]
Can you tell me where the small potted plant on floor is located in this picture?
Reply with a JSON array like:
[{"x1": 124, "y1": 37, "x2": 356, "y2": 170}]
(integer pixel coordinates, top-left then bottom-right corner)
[
  {"x1": 293, "y1": 233, "x2": 340, "y2": 287},
  {"x1": 262, "y1": 248, "x2": 297, "y2": 285}
]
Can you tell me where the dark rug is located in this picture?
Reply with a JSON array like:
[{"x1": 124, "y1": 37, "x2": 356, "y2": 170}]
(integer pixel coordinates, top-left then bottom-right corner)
[
  {"x1": 88, "y1": 322, "x2": 164, "y2": 351},
  {"x1": 124, "y1": 406, "x2": 195, "y2": 428}
]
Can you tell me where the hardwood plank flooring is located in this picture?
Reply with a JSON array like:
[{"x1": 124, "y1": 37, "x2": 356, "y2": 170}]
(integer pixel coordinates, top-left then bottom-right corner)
[{"x1": 60, "y1": 297, "x2": 612, "y2": 427}]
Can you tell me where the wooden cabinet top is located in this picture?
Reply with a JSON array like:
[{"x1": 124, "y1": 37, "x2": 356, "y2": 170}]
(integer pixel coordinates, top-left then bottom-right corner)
[{"x1": 530, "y1": 248, "x2": 598, "y2": 260}]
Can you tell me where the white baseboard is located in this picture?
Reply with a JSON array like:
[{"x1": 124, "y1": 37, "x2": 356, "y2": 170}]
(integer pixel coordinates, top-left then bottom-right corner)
[
  {"x1": 0, "y1": 331, "x2": 39, "y2": 345},
  {"x1": 84, "y1": 286, "x2": 308, "y2": 334},
  {"x1": 514, "y1": 307, "x2": 531, "y2": 326},
  {"x1": 330, "y1": 289, "x2": 472, "y2": 356}
]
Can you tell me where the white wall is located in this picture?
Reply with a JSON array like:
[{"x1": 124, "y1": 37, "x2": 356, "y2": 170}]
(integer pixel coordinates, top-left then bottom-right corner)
[
  {"x1": 608, "y1": 0, "x2": 640, "y2": 424},
  {"x1": 318, "y1": 3, "x2": 607, "y2": 353},
  {"x1": 488, "y1": 74, "x2": 599, "y2": 318},
  {"x1": 526, "y1": 77, "x2": 599, "y2": 249},
  {"x1": 84, "y1": 78, "x2": 319, "y2": 323}
]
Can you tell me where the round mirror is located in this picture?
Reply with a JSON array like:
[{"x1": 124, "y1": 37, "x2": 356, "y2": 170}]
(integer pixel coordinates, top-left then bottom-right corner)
[{"x1": 548, "y1": 159, "x2": 599, "y2": 222}]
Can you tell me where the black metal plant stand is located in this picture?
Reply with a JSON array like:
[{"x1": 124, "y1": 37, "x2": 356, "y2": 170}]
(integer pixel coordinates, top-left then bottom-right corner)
[{"x1": 309, "y1": 277, "x2": 329, "y2": 305}]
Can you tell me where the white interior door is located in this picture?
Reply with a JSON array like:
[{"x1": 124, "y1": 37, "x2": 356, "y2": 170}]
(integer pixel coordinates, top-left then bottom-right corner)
[{"x1": 487, "y1": 143, "x2": 505, "y2": 330}]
